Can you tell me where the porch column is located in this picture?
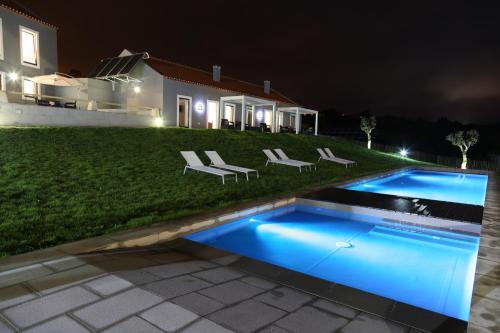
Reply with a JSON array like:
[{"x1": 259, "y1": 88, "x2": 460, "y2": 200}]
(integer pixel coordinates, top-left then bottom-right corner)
[
  {"x1": 251, "y1": 105, "x2": 256, "y2": 126},
  {"x1": 271, "y1": 103, "x2": 276, "y2": 133},
  {"x1": 314, "y1": 112, "x2": 318, "y2": 135},
  {"x1": 219, "y1": 99, "x2": 224, "y2": 128},
  {"x1": 241, "y1": 96, "x2": 246, "y2": 131},
  {"x1": 295, "y1": 108, "x2": 300, "y2": 134}
]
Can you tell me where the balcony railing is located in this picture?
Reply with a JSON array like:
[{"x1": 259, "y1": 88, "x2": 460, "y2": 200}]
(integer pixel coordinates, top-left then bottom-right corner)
[{"x1": 4, "y1": 91, "x2": 160, "y2": 117}]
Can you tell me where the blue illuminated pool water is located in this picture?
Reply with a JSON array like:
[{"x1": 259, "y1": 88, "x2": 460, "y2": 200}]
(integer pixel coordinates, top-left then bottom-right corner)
[
  {"x1": 342, "y1": 169, "x2": 488, "y2": 206},
  {"x1": 186, "y1": 205, "x2": 479, "y2": 320}
]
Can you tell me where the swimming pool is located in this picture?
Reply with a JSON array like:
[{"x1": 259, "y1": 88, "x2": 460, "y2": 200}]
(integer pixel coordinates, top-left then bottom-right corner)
[
  {"x1": 342, "y1": 169, "x2": 488, "y2": 206},
  {"x1": 186, "y1": 204, "x2": 479, "y2": 321}
]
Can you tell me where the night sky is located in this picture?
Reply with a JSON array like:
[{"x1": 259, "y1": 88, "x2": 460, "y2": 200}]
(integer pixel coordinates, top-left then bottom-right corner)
[{"x1": 18, "y1": 1, "x2": 500, "y2": 124}]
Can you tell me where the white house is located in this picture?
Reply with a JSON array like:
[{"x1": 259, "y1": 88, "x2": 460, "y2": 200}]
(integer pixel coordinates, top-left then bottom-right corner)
[
  {"x1": 0, "y1": 2, "x2": 319, "y2": 133},
  {"x1": 83, "y1": 49, "x2": 319, "y2": 134}
]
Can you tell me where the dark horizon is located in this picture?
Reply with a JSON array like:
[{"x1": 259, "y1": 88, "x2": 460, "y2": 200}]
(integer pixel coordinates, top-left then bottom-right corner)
[{"x1": 15, "y1": 0, "x2": 500, "y2": 124}]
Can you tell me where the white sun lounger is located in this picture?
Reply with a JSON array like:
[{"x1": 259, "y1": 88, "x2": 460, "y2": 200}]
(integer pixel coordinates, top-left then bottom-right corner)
[
  {"x1": 263, "y1": 149, "x2": 307, "y2": 173},
  {"x1": 205, "y1": 151, "x2": 259, "y2": 181},
  {"x1": 321, "y1": 148, "x2": 356, "y2": 167},
  {"x1": 273, "y1": 149, "x2": 316, "y2": 171},
  {"x1": 180, "y1": 151, "x2": 237, "y2": 184}
]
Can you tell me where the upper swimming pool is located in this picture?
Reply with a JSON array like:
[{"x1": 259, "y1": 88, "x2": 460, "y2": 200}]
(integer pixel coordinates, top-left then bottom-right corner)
[
  {"x1": 342, "y1": 169, "x2": 488, "y2": 206},
  {"x1": 186, "y1": 204, "x2": 479, "y2": 321}
]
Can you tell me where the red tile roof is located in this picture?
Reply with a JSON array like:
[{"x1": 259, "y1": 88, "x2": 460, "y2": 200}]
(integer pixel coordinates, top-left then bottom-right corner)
[
  {"x1": 0, "y1": 1, "x2": 57, "y2": 28},
  {"x1": 145, "y1": 56, "x2": 296, "y2": 105}
]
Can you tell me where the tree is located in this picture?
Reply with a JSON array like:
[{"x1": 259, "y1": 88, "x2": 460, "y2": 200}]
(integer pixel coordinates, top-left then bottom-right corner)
[
  {"x1": 446, "y1": 130, "x2": 479, "y2": 169},
  {"x1": 360, "y1": 116, "x2": 376, "y2": 149}
]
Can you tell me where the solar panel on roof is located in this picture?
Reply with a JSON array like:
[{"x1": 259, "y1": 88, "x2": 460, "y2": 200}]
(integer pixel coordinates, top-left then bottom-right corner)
[
  {"x1": 118, "y1": 54, "x2": 143, "y2": 75},
  {"x1": 97, "y1": 57, "x2": 121, "y2": 77},
  {"x1": 88, "y1": 59, "x2": 109, "y2": 78},
  {"x1": 107, "y1": 56, "x2": 133, "y2": 76},
  {"x1": 88, "y1": 53, "x2": 144, "y2": 79}
]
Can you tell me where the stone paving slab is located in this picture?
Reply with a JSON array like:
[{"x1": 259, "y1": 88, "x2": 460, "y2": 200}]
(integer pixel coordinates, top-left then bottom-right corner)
[
  {"x1": 42, "y1": 256, "x2": 87, "y2": 272},
  {"x1": 469, "y1": 296, "x2": 500, "y2": 332},
  {"x1": 140, "y1": 301, "x2": 199, "y2": 332},
  {"x1": 258, "y1": 325, "x2": 289, "y2": 333},
  {"x1": 312, "y1": 299, "x2": 359, "y2": 319},
  {"x1": 144, "y1": 275, "x2": 212, "y2": 299},
  {"x1": 3, "y1": 286, "x2": 99, "y2": 329},
  {"x1": 475, "y1": 259, "x2": 500, "y2": 280},
  {"x1": 73, "y1": 288, "x2": 163, "y2": 330},
  {"x1": 114, "y1": 269, "x2": 161, "y2": 285},
  {"x1": 209, "y1": 300, "x2": 286, "y2": 333},
  {"x1": 0, "y1": 319, "x2": 14, "y2": 333},
  {"x1": 239, "y1": 276, "x2": 277, "y2": 291},
  {"x1": 0, "y1": 284, "x2": 36, "y2": 310},
  {"x1": 200, "y1": 280, "x2": 264, "y2": 305},
  {"x1": 22, "y1": 316, "x2": 90, "y2": 333},
  {"x1": 27, "y1": 264, "x2": 105, "y2": 295},
  {"x1": 0, "y1": 264, "x2": 53, "y2": 289},
  {"x1": 84, "y1": 274, "x2": 133, "y2": 296},
  {"x1": 473, "y1": 275, "x2": 500, "y2": 302},
  {"x1": 144, "y1": 260, "x2": 217, "y2": 279},
  {"x1": 254, "y1": 287, "x2": 313, "y2": 312},
  {"x1": 172, "y1": 292, "x2": 225, "y2": 316},
  {"x1": 275, "y1": 306, "x2": 349, "y2": 333},
  {"x1": 181, "y1": 318, "x2": 235, "y2": 333},
  {"x1": 101, "y1": 316, "x2": 164, "y2": 333},
  {"x1": 193, "y1": 267, "x2": 245, "y2": 284}
]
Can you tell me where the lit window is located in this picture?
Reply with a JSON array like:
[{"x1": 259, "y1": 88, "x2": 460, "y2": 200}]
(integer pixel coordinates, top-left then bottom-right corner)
[
  {"x1": 224, "y1": 104, "x2": 235, "y2": 122},
  {"x1": 0, "y1": 71, "x2": 5, "y2": 91},
  {"x1": 22, "y1": 78, "x2": 37, "y2": 99},
  {"x1": 0, "y1": 19, "x2": 4, "y2": 60},
  {"x1": 264, "y1": 111, "x2": 272, "y2": 125},
  {"x1": 20, "y1": 26, "x2": 39, "y2": 67}
]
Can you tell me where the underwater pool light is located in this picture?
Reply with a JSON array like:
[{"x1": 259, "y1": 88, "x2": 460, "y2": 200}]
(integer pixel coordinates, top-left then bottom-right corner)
[{"x1": 335, "y1": 241, "x2": 352, "y2": 248}]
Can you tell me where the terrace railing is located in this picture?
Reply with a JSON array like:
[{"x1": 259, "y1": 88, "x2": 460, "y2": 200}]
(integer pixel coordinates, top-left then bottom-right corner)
[{"x1": 5, "y1": 91, "x2": 160, "y2": 117}]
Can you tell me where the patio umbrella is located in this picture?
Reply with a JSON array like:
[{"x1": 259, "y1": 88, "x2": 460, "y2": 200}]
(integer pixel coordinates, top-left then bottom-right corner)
[
  {"x1": 29, "y1": 73, "x2": 83, "y2": 87},
  {"x1": 29, "y1": 73, "x2": 87, "y2": 105}
]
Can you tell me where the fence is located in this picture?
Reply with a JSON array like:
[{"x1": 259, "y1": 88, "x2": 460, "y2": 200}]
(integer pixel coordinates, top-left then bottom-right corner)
[{"x1": 330, "y1": 137, "x2": 499, "y2": 172}]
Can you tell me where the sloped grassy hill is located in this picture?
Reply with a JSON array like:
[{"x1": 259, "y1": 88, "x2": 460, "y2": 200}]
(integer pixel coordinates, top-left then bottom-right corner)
[{"x1": 0, "y1": 127, "x2": 426, "y2": 256}]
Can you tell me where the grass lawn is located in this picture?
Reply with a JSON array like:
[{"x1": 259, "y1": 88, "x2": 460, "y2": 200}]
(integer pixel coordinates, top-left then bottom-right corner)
[{"x1": 0, "y1": 127, "x2": 430, "y2": 256}]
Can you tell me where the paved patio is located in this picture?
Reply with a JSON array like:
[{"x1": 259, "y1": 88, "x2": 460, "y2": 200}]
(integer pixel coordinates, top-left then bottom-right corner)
[
  {"x1": 0, "y1": 173, "x2": 497, "y2": 333},
  {"x1": 0, "y1": 244, "x2": 416, "y2": 333}
]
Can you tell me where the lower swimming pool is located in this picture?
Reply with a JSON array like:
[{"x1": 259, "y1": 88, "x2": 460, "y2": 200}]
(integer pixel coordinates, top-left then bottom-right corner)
[
  {"x1": 342, "y1": 169, "x2": 488, "y2": 206},
  {"x1": 185, "y1": 204, "x2": 479, "y2": 321}
]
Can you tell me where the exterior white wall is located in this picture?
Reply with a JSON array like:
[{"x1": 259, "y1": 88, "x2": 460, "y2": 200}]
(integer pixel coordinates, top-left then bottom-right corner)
[
  {"x1": 0, "y1": 102, "x2": 156, "y2": 127},
  {"x1": 0, "y1": 8, "x2": 58, "y2": 103},
  {"x1": 124, "y1": 62, "x2": 163, "y2": 112},
  {"x1": 162, "y1": 78, "x2": 233, "y2": 128}
]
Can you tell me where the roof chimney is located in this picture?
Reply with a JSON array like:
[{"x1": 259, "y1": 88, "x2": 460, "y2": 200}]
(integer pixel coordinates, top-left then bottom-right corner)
[
  {"x1": 213, "y1": 65, "x2": 221, "y2": 82},
  {"x1": 264, "y1": 80, "x2": 271, "y2": 94}
]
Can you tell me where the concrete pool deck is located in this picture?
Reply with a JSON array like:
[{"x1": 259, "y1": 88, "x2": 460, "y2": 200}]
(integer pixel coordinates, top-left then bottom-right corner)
[{"x1": 0, "y1": 172, "x2": 498, "y2": 332}]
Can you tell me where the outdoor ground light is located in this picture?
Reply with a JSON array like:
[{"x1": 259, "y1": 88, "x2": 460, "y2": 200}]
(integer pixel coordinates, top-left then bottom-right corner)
[
  {"x1": 154, "y1": 117, "x2": 164, "y2": 127},
  {"x1": 400, "y1": 148, "x2": 409, "y2": 157},
  {"x1": 8, "y1": 72, "x2": 18, "y2": 81}
]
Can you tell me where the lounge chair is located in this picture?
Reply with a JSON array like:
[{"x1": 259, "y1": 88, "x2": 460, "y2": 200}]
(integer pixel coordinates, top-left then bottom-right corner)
[
  {"x1": 321, "y1": 148, "x2": 356, "y2": 167},
  {"x1": 273, "y1": 149, "x2": 316, "y2": 171},
  {"x1": 180, "y1": 151, "x2": 237, "y2": 184},
  {"x1": 263, "y1": 149, "x2": 308, "y2": 173},
  {"x1": 205, "y1": 151, "x2": 259, "y2": 181}
]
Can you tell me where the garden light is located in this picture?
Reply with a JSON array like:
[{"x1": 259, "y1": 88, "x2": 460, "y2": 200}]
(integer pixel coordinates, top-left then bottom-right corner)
[{"x1": 8, "y1": 72, "x2": 18, "y2": 81}]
